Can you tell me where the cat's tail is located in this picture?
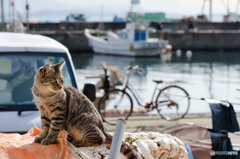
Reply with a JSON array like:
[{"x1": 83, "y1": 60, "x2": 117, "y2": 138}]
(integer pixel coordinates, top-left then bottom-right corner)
[{"x1": 104, "y1": 132, "x2": 139, "y2": 159}]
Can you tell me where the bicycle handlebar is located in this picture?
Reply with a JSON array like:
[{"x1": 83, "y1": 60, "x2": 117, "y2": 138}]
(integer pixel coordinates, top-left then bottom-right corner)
[
  {"x1": 126, "y1": 65, "x2": 144, "y2": 75},
  {"x1": 100, "y1": 62, "x2": 107, "y2": 70}
]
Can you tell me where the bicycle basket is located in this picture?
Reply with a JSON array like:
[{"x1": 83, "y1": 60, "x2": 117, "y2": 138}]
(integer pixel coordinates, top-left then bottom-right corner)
[{"x1": 108, "y1": 65, "x2": 125, "y2": 86}]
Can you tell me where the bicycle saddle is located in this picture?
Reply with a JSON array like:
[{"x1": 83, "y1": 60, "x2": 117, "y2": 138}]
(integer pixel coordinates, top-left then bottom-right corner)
[{"x1": 152, "y1": 80, "x2": 163, "y2": 84}]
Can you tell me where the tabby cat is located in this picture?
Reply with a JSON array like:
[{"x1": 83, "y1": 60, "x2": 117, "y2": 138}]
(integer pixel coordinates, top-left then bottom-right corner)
[{"x1": 32, "y1": 61, "x2": 138, "y2": 159}]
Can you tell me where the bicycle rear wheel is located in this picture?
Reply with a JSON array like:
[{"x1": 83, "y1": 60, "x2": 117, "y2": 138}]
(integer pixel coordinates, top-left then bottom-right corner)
[
  {"x1": 155, "y1": 85, "x2": 190, "y2": 121},
  {"x1": 98, "y1": 89, "x2": 133, "y2": 125}
]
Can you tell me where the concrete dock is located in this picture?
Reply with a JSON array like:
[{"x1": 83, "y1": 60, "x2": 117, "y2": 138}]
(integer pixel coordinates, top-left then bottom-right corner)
[
  {"x1": 26, "y1": 21, "x2": 240, "y2": 52},
  {"x1": 31, "y1": 29, "x2": 240, "y2": 52}
]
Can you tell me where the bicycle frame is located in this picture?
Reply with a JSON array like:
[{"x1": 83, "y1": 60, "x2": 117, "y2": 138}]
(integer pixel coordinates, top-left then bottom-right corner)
[
  {"x1": 99, "y1": 65, "x2": 191, "y2": 123},
  {"x1": 120, "y1": 70, "x2": 161, "y2": 111}
]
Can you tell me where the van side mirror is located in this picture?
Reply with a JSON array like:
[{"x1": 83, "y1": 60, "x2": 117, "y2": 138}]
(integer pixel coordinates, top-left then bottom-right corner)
[{"x1": 83, "y1": 83, "x2": 96, "y2": 102}]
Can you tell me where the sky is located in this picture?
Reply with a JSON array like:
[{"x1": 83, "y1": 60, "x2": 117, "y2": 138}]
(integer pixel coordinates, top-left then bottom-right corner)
[{"x1": 3, "y1": 0, "x2": 240, "y2": 22}]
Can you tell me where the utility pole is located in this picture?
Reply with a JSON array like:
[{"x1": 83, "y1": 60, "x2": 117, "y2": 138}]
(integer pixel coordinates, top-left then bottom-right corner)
[
  {"x1": 209, "y1": 0, "x2": 212, "y2": 22},
  {"x1": 11, "y1": 0, "x2": 14, "y2": 32},
  {"x1": 1, "y1": 0, "x2": 4, "y2": 31},
  {"x1": 8, "y1": 0, "x2": 10, "y2": 24},
  {"x1": 26, "y1": 0, "x2": 29, "y2": 32}
]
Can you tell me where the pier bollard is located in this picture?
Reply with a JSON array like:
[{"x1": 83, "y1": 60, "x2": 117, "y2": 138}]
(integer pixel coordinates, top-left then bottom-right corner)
[{"x1": 108, "y1": 118, "x2": 126, "y2": 159}]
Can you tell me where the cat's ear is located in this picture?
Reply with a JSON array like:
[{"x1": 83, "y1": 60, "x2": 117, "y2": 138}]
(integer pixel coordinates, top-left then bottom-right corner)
[
  {"x1": 40, "y1": 64, "x2": 50, "y2": 77},
  {"x1": 57, "y1": 61, "x2": 65, "y2": 70}
]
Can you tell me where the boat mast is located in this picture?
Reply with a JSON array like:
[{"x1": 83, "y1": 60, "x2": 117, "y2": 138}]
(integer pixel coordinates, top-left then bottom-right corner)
[
  {"x1": 201, "y1": 0, "x2": 213, "y2": 21},
  {"x1": 235, "y1": 0, "x2": 240, "y2": 16},
  {"x1": 201, "y1": 0, "x2": 206, "y2": 15},
  {"x1": 128, "y1": 0, "x2": 140, "y2": 20}
]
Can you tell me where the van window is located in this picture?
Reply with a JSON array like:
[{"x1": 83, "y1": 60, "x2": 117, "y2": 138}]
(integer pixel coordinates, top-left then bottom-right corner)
[{"x1": 0, "y1": 53, "x2": 76, "y2": 106}]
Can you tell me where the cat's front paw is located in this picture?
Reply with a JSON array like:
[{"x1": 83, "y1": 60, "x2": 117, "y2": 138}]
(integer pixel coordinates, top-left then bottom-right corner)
[
  {"x1": 34, "y1": 136, "x2": 44, "y2": 143},
  {"x1": 41, "y1": 139, "x2": 53, "y2": 145}
]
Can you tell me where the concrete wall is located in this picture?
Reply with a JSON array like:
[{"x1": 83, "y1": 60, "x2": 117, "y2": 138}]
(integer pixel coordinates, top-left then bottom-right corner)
[
  {"x1": 37, "y1": 30, "x2": 240, "y2": 52},
  {"x1": 30, "y1": 22, "x2": 125, "y2": 31},
  {"x1": 29, "y1": 21, "x2": 240, "y2": 52},
  {"x1": 44, "y1": 31, "x2": 92, "y2": 52},
  {"x1": 29, "y1": 21, "x2": 240, "y2": 32},
  {"x1": 161, "y1": 31, "x2": 240, "y2": 51},
  {"x1": 161, "y1": 22, "x2": 240, "y2": 31}
]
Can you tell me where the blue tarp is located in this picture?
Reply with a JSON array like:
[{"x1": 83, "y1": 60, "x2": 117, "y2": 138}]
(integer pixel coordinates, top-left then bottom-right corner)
[
  {"x1": 209, "y1": 102, "x2": 240, "y2": 132},
  {"x1": 209, "y1": 130, "x2": 239, "y2": 159},
  {"x1": 208, "y1": 101, "x2": 240, "y2": 159},
  {"x1": 209, "y1": 130, "x2": 233, "y2": 151}
]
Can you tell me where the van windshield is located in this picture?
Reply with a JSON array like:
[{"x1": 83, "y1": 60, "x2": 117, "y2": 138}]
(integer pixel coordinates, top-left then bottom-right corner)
[{"x1": 0, "y1": 53, "x2": 76, "y2": 109}]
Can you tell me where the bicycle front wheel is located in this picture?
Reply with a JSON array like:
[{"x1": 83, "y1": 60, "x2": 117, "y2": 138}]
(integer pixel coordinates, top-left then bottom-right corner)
[
  {"x1": 155, "y1": 85, "x2": 190, "y2": 121},
  {"x1": 98, "y1": 89, "x2": 133, "y2": 125}
]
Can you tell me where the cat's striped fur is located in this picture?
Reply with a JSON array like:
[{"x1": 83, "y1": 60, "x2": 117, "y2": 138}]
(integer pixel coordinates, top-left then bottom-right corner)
[{"x1": 32, "y1": 61, "x2": 138, "y2": 159}]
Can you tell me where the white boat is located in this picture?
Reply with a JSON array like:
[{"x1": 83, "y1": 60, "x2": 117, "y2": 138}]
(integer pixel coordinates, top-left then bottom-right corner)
[{"x1": 84, "y1": 22, "x2": 171, "y2": 57}]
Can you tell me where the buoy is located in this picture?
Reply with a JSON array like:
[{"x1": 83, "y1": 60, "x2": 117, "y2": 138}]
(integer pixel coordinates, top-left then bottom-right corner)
[
  {"x1": 176, "y1": 49, "x2": 182, "y2": 57},
  {"x1": 186, "y1": 50, "x2": 192, "y2": 58}
]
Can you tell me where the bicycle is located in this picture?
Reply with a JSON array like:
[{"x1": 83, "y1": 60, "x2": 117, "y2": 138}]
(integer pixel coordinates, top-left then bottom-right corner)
[{"x1": 98, "y1": 65, "x2": 190, "y2": 125}]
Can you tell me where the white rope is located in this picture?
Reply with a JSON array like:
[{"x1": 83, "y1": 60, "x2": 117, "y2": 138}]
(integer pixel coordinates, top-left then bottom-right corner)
[
  {"x1": 67, "y1": 141, "x2": 91, "y2": 159},
  {"x1": 161, "y1": 92, "x2": 240, "y2": 106}
]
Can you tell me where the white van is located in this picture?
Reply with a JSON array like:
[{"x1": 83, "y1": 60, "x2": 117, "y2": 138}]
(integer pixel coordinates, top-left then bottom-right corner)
[{"x1": 0, "y1": 32, "x2": 79, "y2": 133}]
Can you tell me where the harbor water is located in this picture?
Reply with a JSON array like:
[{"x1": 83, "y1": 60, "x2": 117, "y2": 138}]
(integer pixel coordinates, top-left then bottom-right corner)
[{"x1": 72, "y1": 51, "x2": 240, "y2": 114}]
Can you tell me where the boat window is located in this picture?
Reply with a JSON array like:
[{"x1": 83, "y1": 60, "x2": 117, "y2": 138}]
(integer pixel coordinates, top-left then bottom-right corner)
[{"x1": 0, "y1": 53, "x2": 76, "y2": 107}]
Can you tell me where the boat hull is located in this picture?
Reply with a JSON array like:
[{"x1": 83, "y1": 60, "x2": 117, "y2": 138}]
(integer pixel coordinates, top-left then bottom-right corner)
[{"x1": 85, "y1": 30, "x2": 169, "y2": 57}]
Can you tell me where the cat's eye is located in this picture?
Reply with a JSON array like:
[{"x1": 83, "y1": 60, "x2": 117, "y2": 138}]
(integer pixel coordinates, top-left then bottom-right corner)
[{"x1": 52, "y1": 81, "x2": 58, "y2": 86}]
